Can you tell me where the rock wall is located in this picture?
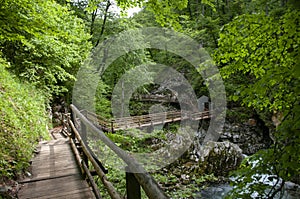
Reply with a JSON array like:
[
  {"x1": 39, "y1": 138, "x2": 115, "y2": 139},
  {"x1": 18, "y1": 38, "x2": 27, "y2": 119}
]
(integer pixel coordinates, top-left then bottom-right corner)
[{"x1": 218, "y1": 122, "x2": 272, "y2": 155}]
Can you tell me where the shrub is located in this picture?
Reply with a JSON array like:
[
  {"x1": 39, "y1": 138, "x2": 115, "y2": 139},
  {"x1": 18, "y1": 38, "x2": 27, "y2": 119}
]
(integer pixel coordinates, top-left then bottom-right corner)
[{"x1": 0, "y1": 57, "x2": 50, "y2": 178}]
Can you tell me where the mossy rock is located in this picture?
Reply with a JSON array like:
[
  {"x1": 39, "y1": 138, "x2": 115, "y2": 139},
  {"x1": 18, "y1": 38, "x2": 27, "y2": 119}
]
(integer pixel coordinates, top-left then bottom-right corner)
[{"x1": 198, "y1": 141, "x2": 243, "y2": 176}]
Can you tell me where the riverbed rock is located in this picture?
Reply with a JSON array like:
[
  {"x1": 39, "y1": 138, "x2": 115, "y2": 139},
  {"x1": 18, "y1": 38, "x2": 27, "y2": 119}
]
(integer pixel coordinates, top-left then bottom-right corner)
[
  {"x1": 219, "y1": 122, "x2": 272, "y2": 155},
  {"x1": 198, "y1": 141, "x2": 243, "y2": 176}
]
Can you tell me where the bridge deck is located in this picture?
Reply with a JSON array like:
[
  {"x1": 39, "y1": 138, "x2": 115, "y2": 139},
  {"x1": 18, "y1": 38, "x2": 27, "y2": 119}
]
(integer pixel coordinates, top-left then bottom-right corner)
[{"x1": 18, "y1": 133, "x2": 96, "y2": 199}]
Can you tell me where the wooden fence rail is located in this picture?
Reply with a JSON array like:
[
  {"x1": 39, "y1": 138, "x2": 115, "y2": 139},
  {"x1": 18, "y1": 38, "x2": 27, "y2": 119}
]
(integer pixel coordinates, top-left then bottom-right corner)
[
  {"x1": 69, "y1": 104, "x2": 169, "y2": 199},
  {"x1": 83, "y1": 109, "x2": 211, "y2": 133}
]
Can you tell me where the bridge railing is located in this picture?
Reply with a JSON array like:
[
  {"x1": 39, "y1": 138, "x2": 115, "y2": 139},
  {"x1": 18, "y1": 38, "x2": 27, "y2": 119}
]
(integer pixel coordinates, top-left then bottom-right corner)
[
  {"x1": 69, "y1": 104, "x2": 168, "y2": 199},
  {"x1": 82, "y1": 109, "x2": 211, "y2": 132}
]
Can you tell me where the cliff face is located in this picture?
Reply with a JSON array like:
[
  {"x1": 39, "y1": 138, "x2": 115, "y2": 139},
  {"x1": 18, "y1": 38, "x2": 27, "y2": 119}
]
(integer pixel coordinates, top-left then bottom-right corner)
[{"x1": 219, "y1": 121, "x2": 272, "y2": 155}]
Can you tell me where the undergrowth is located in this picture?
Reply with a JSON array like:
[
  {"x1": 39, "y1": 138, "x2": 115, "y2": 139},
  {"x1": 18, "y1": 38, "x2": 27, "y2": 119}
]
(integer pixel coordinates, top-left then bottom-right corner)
[
  {"x1": 90, "y1": 127, "x2": 218, "y2": 198},
  {"x1": 0, "y1": 57, "x2": 50, "y2": 179}
]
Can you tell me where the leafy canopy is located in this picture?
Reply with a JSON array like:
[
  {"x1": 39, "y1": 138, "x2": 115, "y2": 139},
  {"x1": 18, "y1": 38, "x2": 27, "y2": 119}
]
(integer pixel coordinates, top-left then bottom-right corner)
[
  {"x1": 0, "y1": 0, "x2": 91, "y2": 97},
  {"x1": 215, "y1": 10, "x2": 299, "y2": 112}
]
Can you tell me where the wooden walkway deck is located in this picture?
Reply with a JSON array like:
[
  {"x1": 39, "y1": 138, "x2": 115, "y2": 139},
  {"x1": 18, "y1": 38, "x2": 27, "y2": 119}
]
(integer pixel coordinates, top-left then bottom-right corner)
[{"x1": 18, "y1": 133, "x2": 96, "y2": 199}]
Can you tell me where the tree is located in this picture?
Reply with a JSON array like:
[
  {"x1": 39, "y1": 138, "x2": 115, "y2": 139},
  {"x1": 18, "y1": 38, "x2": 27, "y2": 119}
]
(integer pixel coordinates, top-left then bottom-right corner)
[
  {"x1": 0, "y1": 0, "x2": 91, "y2": 98},
  {"x1": 214, "y1": 1, "x2": 300, "y2": 197}
]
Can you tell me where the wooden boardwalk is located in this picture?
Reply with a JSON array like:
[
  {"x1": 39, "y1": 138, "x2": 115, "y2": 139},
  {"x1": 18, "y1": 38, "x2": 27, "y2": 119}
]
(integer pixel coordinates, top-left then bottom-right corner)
[
  {"x1": 18, "y1": 133, "x2": 96, "y2": 199},
  {"x1": 16, "y1": 105, "x2": 170, "y2": 199}
]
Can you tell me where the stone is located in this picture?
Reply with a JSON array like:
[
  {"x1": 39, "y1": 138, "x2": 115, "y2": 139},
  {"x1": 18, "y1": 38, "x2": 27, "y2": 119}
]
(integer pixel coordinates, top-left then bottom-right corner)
[
  {"x1": 198, "y1": 141, "x2": 243, "y2": 176},
  {"x1": 219, "y1": 122, "x2": 272, "y2": 155},
  {"x1": 285, "y1": 181, "x2": 300, "y2": 191}
]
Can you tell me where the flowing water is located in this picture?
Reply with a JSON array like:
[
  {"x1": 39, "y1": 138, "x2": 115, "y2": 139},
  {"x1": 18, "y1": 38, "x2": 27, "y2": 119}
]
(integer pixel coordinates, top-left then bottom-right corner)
[{"x1": 196, "y1": 182, "x2": 300, "y2": 199}]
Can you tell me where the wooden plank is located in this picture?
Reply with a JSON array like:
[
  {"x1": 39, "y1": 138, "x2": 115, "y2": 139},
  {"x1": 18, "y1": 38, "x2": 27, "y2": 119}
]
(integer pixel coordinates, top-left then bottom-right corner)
[
  {"x1": 30, "y1": 187, "x2": 95, "y2": 199},
  {"x1": 31, "y1": 168, "x2": 79, "y2": 179},
  {"x1": 42, "y1": 139, "x2": 70, "y2": 146},
  {"x1": 18, "y1": 175, "x2": 92, "y2": 198},
  {"x1": 19, "y1": 173, "x2": 77, "y2": 184},
  {"x1": 34, "y1": 154, "x2": 73, "y2": 160},
  {"x1": 33, "y1": 149, "x2": 74, "y2": 157},
  {"x1": 31, "y1": 160, "x2": 76, "y2": 169},
  {"x1": 31, "y1": 162, "x2": 77, "y2": 172},
  {"x1": 32, "y1": 154, "x2": 75, "y2": 162},
  {"x1": 37, "y1": 149, "x2": 72, "y2": 156},
  {"x1": 18, "y1": 136, "x2": 96, "y2": 199},
  {"x1": 39, "y1": 143, "x2": 71, "y2": 150},
  {"x1": 33, "y1": 152, "x2": 75, "y2": 161}
]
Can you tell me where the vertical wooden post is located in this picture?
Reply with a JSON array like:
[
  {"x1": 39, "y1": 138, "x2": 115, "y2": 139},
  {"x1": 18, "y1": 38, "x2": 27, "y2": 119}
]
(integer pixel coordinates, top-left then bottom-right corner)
[
  {"x1": 138, "y1": 117, "x2": 141, "y2": 127},
  {"x1": 70, "y1": 111, "x2": 76, "y2": 140},
  {"x1": 111, "y1": 120, "x2": 114, "y2": 133},
  {"x1": 126, "y1": 167, "x2": 141, "y2": 199},
  {"x1": 81, "y1": 120, "x2": 89, "y2": 169}
]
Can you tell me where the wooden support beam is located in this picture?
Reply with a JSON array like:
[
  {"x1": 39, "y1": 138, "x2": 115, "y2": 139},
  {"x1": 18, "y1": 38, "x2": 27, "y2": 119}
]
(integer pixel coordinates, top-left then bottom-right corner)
[{"x1": 126, "y1": 167, "x2": 141, "y2": 199}]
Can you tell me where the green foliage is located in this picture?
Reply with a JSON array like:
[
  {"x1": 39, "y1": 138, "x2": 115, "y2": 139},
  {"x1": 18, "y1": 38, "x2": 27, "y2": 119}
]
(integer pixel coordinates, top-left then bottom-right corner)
[
  {"x1": 95, "y1": 152, "x2": 148, "y2": 199},
  {"x1": 106, "y1": 129, "x2": 166, "y2": 153},
  {"x1": 152, "y1": 169, "x2": 218, "y2": 198},
  {"x1": 92, "y1": 28, "x2": 153, "y2": 117},
  {"x1": 215, "y1": 9, "x2": 299, "y2": 112},
  {"x1": 214, "y1": 1, "x2": 300, "y2": 198},
  {"x1": 146, "y1": 0, "x2": 189, "y2": 29},
  {"x1": 275, "y1": 106, "x2": 300, "y2": 180},
  {"x1": 226, "y1": 107, "x2": 253, "y2": 123},
  {"x1": 97, "y1": 165, "x2": 127, "y2": 198},
  {"x1": 0, "y1": 0, "x2": 91, "y2": 97},
  {"x1": 0, "y1": 57, "x2": 50, "y2": 178},
  {"x1": 95, "y1": 80, "x2": 112, "y2": 118},
  {"x1": 93, "y1": 128, "x2": 218, "y2": 198},
  {"x1": 69, "y1": 1, "x2": 299, "y2": 198}
]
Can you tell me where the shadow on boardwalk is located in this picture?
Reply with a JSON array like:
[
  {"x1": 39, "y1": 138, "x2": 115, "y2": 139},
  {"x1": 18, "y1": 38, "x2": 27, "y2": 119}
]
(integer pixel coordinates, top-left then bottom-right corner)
[{"x1": 18, "y1": 132, "x2": 96, "y2": 199}]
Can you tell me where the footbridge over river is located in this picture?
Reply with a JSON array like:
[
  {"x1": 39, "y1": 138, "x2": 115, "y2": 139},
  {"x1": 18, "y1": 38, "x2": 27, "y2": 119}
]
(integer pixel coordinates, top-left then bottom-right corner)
[{"x1": 83, "y1": 109, "x2": 212, "y2": 132}]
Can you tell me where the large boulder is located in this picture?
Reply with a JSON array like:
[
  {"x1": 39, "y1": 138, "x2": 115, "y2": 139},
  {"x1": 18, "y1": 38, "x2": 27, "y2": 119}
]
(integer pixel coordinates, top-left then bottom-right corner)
[{"x1": 198, "y1": 141, "x2": 243, "y2": 176}]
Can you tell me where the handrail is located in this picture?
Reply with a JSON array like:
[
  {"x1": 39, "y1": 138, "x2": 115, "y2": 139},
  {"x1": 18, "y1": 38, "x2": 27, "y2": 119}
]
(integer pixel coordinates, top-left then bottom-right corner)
[
  {"x1": 70, "y1": 104, "x2": 168, "y2": 199},
  {"x1": 69, "y1": 131, "x2": 103, "y2": 199},
  {"x1": 84, "y1": 109, "x2": 211, "y2": 132},
  {"x1": 68, "y1": 117, "x2": 122, "y2": 199}
]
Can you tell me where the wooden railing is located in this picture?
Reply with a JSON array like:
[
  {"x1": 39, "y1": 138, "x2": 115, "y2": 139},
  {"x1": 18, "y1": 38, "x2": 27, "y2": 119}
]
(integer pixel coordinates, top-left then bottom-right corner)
[
  {"x1": 132, "y1": 94, "x2": 179, "y2": 103},
  {"x1": 83, "y1": 109, "x2": 211, "y2": 133},
  {"x1": 66, "y1": 104, "x2": 168, "y2": 199}
]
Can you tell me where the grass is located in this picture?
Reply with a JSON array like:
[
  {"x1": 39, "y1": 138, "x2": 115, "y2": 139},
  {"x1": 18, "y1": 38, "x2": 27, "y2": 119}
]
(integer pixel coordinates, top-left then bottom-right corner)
[{"x1": 0, "y1": 57, "x2": 50, "y2": 179}]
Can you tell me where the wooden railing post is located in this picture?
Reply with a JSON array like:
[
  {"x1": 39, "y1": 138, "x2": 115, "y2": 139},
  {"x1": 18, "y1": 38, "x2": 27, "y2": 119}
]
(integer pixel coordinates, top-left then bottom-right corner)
[
  {"x1": 70, "y1": 111, "x2": 76, "y2": 140},
  {"x1": 80, "y1": 120, "x2": 89, "y2": 168},
  {"x1": 111, "y1": 120, "x2": 114, "y2": 133},
  {"x1": 126, "y1": 167, "x2": 141, "y2": 199}
]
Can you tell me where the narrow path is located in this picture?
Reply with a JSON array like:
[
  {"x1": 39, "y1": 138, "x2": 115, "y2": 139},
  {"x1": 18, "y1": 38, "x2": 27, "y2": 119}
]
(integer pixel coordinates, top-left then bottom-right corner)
[{"x1": 18, "y1": 132, "x2": 96, "y2": 199}]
